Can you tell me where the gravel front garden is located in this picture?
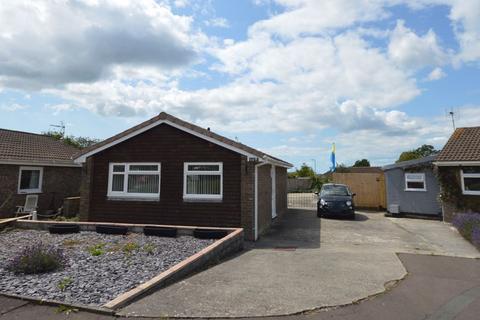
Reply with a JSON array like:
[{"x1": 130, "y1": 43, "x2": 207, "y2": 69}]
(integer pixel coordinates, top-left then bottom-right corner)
[{"x1": 0, "y1": 228, "x2": 214, "y2": 306}]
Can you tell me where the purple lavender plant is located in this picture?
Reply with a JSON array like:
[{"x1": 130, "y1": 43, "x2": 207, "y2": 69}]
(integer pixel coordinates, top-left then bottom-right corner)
[
  {"x1": 452, "y1": 213, "x2": 480, "y2": 242},
  {"x1": 472, "y1": 225, "x2": 480, "y2": 249},
  {"x1": 6, "y1": 242, "x2": 66, "y2": 274}
]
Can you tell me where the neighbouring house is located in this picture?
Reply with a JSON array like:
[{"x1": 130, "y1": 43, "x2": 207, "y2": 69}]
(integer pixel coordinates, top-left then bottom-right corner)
[
  {"x1": 434, "y1": 126, "x2": 480, "y2": 222},
  {"x1": 382, "y1": 155, "x2": 441, "y2": 217},
  {"x1": 73, "y1": 112, "x2": 292, "y2": 240},
  {"x1": 332, "y1": 167, "x2": 386, "y2": 209},
  {"x1": 0, "y1": 129, "x2": 82, "y2": 218}
]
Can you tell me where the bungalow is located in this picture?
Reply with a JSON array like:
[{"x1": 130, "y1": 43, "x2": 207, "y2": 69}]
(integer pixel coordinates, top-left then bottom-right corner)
[
  {"x1": 434, "y1": 126, "x2": 480, "y2": 222},
  {"x1": 0, "y1": 129, "x2": 81, "y2": 218},
  {"x1": 73, "y1": 112, "x2": 292, "y2": 240},
  {"x1": 383, "y1": 155, "x2": 441, "y2": 217}
]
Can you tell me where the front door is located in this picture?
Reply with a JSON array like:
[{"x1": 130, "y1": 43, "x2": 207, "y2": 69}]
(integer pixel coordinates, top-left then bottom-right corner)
[{"x1": 271, "y1": 165, "x2": 277, "y2": 218}]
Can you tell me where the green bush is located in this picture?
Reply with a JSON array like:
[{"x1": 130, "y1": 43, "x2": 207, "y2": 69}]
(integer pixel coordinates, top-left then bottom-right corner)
[{"x1": 7, "y1": 243, "x2": 65, "y2": 274}]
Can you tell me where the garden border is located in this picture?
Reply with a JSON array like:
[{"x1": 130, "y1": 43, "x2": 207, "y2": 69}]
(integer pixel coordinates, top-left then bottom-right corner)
[{"x1": 4, "y1": 219, "x2": 244, "y2": 311}]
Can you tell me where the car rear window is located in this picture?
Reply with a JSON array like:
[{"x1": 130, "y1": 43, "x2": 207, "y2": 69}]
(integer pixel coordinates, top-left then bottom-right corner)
[{"x1": 321, "y1": 185, "x2": 350, "y2": 196}]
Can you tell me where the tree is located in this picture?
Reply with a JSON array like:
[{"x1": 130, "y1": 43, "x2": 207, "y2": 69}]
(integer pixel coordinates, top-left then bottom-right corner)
[
  {"x1": 334, "y1": 163, "x2": 350, "y2": 173},
  {"x1": 288, "y1": 163, "x2": 315, "y2": 178},
  {"x1": 396, "y1": 144, "x2": 438, "y2": 163},
  {"x1": 353, "y1": 159, "x2": 370, "y2": 167},
  {"x1": 43, "y1": 131, "x2": 100, "y2": 149}
]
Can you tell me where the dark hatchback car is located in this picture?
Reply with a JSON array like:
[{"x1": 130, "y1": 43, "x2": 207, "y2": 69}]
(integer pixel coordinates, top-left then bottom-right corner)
[{"x1": 317, "y1": 183, "x2": 355, "y2": 219}]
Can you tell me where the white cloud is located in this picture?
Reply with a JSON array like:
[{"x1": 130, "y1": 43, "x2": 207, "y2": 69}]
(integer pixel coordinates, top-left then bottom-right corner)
[
  {"x1": 0, "y1": 103, "x2": 27, "y2": 112},
  {"x1": 0, "y1": 0, "x2": 204, "y2": 89},
  {"x1": 249, "y1": 0, "x2": 391, "y2": 39},
  {"x1": 449, "y1": 0, "x2": 480, "y2": 63},
  {"x1": 205, "y1": 17, "x2": 229, "y2": 28},
  {"x1": 388, "y1": 20, "x2": 449, "y2": 70},
  {"x1": 427, "y1": 67, "x2": 446, "y2": 81}
]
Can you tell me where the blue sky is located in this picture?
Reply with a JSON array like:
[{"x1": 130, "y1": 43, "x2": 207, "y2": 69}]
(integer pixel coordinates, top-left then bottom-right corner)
[{"x1": 0, "y1": 0, "x2": 479, "y2": 172}]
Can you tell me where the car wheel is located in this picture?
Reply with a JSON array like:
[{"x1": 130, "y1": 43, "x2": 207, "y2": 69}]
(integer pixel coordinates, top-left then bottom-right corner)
[{"x1": 317, "y1": 210, "x2": 322, "y2": 218}]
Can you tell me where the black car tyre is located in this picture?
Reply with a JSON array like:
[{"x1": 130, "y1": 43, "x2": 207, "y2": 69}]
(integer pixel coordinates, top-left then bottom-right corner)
[
  {"x1": 193, "y1": 229, "x2": 228, "y2": 239},
  {"x1": 144, "y1": 226, "x2": 177, "y2": 238},
  {"x1": 96, "y1": 225, "x2": 128, "y2": 235},
  {"x1": 48, "y1": 224, "x2": 80, "y2": 234}
]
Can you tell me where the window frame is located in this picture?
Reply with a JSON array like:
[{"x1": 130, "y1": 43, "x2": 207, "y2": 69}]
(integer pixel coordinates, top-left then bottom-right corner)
[
  {"x1": 18, "y1": 166, "x2": 43, "y2": 194},
  {"x1": 107, "y1": 162, "x2": 161, "y2": 200},
  {"x1": 183, "y1": 162, "x2": 223, "y2": 201},
  {"x1": 461, "y1": 167, "x2": 480, "y2": 195},
  {"x1": 404, "y1": 172, "x2": 427, "y2": 192}
]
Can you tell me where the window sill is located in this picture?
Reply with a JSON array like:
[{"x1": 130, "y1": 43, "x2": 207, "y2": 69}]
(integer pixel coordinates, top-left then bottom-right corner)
[
  {"x1": 183, "y1": 197, "x2": 223, "y2": 203},
  {"x1": 462, "y1": 192, "x2": 480, "y2": 196},
  {"x1": 107, "y1": 196, "x2": 160, "y2": 202},
  {"x1": 18, "y1": 190, "x2": 42, "y2": 194},
  {"x1": 404, "y1": 189, "x2": 427, "y2": 192}
]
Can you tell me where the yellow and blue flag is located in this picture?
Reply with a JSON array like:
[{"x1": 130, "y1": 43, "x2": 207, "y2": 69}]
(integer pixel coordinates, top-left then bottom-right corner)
[{"x1": 330, "y1": 143, "x2": 336, "y2": 172}]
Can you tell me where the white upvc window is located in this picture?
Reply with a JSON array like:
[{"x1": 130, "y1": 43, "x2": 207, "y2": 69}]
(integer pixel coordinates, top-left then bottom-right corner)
[
  {"x1": 461, "y1": 166, "x2": 480, "y2": 195},
  {"x1": 107, "y1": 163, "x2": 161, "y2": 200},
  {"x1": 405, "y1": 173, "x2": 426, "y2": 191},
  {"x1": 18, "y1": 166, "x2": 43, "y2": 194},
  {"x1": 183, "y1": 162, "x2": 223, "y2": 200}
]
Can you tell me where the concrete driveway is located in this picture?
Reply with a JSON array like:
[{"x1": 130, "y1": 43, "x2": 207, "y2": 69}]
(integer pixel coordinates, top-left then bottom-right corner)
[{"x1": 119, "y1": 210, "x2": 479, "y2": 318}]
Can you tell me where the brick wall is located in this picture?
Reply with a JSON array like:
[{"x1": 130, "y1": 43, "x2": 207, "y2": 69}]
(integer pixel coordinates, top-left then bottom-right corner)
[
  {"x1": 240, "y1": 158, "x2": 255, "y2": 240},
  {"x1": 79, "y1": 157, "x2": 94, "y2": 221},
  {"x1": 438, "y1": 166, "x2": 480, "y2": 222},
  {"x1": 276, "y1": 166, "x2": 287, "y2": 218},
  {"x1": 257, "y1": 164, "x2": 272, "y2": 236},
  {"x1": 0, "y1": 164, "x2": 81, "y2": 218}
]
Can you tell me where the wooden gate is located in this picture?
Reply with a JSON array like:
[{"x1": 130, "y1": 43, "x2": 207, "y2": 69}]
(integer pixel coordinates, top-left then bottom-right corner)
[{"x1": 332, "y1": 172, "x2": 386, "y2": 209}]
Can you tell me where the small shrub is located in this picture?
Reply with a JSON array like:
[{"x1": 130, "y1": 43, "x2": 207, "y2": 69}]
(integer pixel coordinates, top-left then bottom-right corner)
[
  {"x1": 87, "y1": 243, "x2": 105, "y2": 256},
  {"x1": 122, "y1": 242, "x2": 139, "y2": 254},
  {"x1": 143, "y1": 243, "x2": 156, "y2": 255},
  {"x1": 7, "y1": 243, "x2": 65, "y2": 274},
  {"x1": 57, "y1": 277, "x2": 73, "y2": 292},
  {"x1": 55, "y1": 305, "x2": 78, "y2": 315}
]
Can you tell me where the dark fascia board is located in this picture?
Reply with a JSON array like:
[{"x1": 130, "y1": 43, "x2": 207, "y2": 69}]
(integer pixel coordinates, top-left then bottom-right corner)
[{"x1": 382, "y1": 155, "x2": 437, "y2": 171}]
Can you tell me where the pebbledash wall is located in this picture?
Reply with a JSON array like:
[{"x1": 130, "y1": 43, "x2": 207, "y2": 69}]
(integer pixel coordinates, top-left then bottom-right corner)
[
  {"x1": 0, "y1": 164, "x2": 81, "y2": 218},
  {"x1": 437, "y1": 166, "x2": 480, "y2": 222},
  {"x1": 79, "y1": 124, "x2": 287, "y2": 240}
]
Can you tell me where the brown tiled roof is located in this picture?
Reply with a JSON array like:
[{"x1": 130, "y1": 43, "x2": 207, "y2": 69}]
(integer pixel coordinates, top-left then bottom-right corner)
[
  {"x1": 0, "y1": 129, "x2": 80, "y2": 166},
  {"x1": 75, "y1": 112, "x2": 293, "y2": 167},
  {"x1": 437, "y1": 126, "x2": 480, "y2": 162}
]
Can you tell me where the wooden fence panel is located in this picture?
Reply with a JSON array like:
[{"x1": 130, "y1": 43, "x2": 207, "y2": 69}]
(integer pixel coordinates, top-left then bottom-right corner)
[{"x1": 332, "y1": 173, "x2": 386, "y2": 209}]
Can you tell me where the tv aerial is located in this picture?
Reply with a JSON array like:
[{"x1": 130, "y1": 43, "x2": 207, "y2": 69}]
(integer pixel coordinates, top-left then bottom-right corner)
[{"x1": 50, "y1": 121, "x2": 65, "y2": 137}]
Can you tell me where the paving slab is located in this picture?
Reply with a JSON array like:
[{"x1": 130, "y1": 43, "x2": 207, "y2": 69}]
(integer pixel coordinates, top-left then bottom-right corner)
[
  {"x1": 0, "y1": 297, "x2": 28, "y2": 315},
  {"x1": 0, "y1": 302, "x2": 113, "y2": 320}
]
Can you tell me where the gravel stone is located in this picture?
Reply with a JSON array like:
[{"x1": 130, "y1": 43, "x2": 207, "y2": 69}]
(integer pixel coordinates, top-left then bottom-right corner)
[{"x1": 0, "y1": 229, "x2": 214, "y2": 306}]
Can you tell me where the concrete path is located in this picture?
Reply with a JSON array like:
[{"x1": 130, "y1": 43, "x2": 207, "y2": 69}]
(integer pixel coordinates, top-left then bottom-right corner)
[{"x1": 119, "y1": 210, "x2": 479, "y2": 318}]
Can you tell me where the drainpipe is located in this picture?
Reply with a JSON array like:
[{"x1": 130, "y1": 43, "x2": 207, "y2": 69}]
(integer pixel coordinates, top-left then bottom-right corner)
[{"x1": 254, "y1": 161, "x2": 269, "y2": 241}]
